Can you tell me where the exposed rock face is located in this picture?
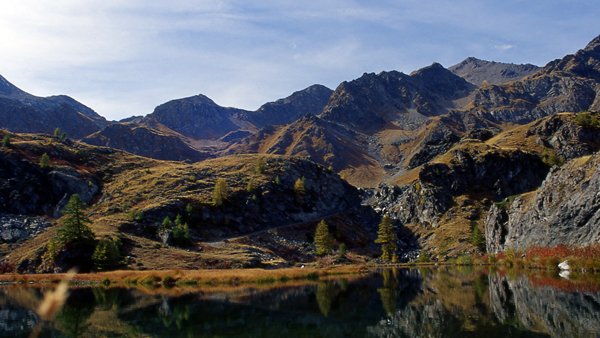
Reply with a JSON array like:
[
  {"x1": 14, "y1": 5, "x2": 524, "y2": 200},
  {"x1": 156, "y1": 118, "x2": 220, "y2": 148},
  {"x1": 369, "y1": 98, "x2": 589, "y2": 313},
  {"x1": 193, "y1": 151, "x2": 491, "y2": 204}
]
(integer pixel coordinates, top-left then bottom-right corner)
[
  {"x1": 82, "y1": 123, "x2": 210, "y2": 162},
  {"x1": 489, "y1": 274, "x2": 600, "y2": 337},
  {"x1": 485, "y1": 153, "x2": 600, "y2": 252},
  {"x1": 448, "y1": 57, "x2": 540, "y2": 86},
  {"x1": 0, "y1": 214, "x2": 52, "y2": 243},
  {"x1": 369, "y1": 140, "x2": 548, "y2": 228}
]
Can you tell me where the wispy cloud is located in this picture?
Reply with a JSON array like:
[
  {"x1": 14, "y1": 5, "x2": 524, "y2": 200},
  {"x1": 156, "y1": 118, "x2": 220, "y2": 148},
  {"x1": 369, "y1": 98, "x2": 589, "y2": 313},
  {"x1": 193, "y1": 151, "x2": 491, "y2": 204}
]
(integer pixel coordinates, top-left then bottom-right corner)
[{"x1": 0, "y1": 1, "x2": 599, "y2": 120}]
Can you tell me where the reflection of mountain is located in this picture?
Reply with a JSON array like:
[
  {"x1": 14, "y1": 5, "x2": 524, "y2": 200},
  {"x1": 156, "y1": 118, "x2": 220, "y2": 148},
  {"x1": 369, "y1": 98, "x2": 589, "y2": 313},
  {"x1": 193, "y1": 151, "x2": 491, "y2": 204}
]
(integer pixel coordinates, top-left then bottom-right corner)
[{"x1": 489, "y1": 273, "x2": 600, "y2": 337}]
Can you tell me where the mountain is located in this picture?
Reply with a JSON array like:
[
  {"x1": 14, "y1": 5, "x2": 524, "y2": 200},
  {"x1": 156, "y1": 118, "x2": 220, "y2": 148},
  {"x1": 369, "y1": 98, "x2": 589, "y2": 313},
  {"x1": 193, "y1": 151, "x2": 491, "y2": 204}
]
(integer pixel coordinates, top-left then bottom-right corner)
[
  {"x1": 245, "y1": 84, "x2": 333, "y2": 127},
  {"x1": 319, "y1": 63, "x2": 476, "y2": 134},
  {"x1": 224, "y1": 114, "x2": 385, "y2": 186},
  {"x1": 0, "y1": 74, "x2": 107, "y2": 139},
  {"x1": 448, "y1": 57, "x2": 540, "y2": 86}
]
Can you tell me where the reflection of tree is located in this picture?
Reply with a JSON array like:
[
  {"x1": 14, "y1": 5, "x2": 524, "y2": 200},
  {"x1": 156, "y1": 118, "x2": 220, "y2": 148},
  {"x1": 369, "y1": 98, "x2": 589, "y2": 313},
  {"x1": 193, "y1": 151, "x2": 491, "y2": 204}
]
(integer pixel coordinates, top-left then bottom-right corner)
[
  {"x1": 92, "y1": 287, "x2": 122, "y2": 310},
  {"x1": 316, "y1": 281, "x2": 336, "y2": 317},
  {"x1": 54, "y1": 298, "x2": 94, "y2": 337},
  {"x1": 378, "y1": 269, "x2": 400, "y2": 316},
  {"x1": 159, "y1": 298, "x2": 191, "y2": 331}
]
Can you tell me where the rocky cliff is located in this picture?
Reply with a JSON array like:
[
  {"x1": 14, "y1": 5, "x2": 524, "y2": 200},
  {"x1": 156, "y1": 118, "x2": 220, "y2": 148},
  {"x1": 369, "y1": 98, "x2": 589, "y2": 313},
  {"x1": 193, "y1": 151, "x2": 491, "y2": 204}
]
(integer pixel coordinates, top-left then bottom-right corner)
[{"x1": 486, "y1": 153, "x2": 600, "y2": 253}]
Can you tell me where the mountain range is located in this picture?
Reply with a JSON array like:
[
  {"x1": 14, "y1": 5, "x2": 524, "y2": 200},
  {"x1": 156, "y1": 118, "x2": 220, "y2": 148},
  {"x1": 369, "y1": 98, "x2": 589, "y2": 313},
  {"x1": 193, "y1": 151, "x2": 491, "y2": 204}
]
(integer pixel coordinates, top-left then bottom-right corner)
[{"x1": 2, "y1": 34, "x2": 600, "y2": 271}]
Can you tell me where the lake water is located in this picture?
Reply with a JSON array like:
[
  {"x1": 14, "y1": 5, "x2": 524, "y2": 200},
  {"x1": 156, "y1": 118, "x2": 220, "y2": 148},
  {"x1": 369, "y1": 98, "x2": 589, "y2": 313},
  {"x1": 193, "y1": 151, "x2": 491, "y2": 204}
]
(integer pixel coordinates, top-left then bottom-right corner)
[{"x1": 1, "y1": 267, "x2": 600, "y2": 337}]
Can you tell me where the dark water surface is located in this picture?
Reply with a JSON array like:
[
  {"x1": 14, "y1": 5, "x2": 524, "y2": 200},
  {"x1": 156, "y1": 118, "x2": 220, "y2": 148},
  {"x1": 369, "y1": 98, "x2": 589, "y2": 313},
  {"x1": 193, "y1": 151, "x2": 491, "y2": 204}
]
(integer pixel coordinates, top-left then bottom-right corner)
[{"x1": 1, "y1": 267, "x2": 600, "y2": 337}]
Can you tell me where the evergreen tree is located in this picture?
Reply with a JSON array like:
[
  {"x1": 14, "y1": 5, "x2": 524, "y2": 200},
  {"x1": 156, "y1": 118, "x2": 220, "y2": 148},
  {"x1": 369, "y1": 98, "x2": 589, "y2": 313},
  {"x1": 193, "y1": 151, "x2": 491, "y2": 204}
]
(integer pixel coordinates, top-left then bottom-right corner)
[
  {"x1": 54, "y1": 127, "x2": 61, "y2": 138},
  {"x1": 161, "y1": 216, "x2": 172, "y2": 229},
  {"x1": 184, "y1": 204, "x2": 193, "y2": 223},
  {"x1": 40, "y1": 153, "x2": 50, "y2": 168},
  {"x1": 375, "y1": 215, "x2": 398, "y2": 261},
  {"x1": 294, "y1": 178, "x2": 306, "y2": 194},
  {"x1": 92, "y1": 238, "x2": 120, "y2": 271},
  {"x1": 1, "y1": 134, "x2": 10, "y2": 147},
  {"x1": 275, "y1": 175, "x2": 280, "y2": 185},
  {"x1": 212, "y1": 178, "x2": 228, "y2": 206},
  {"x1": 58, "y1": 194, "x2": 95, "y2": 245},
  {"x1": 338, "y1": 243, "x2": 347, "y2": 260},
  {"x1": 469, "y1": 222, "x2": 485, "y2": 250},
  {"x1": 60, "y1": 132, "x2": 67, "y2": 140},
  {"x1": 314, "y1": 220, "x2": 333, "y2": 255}
]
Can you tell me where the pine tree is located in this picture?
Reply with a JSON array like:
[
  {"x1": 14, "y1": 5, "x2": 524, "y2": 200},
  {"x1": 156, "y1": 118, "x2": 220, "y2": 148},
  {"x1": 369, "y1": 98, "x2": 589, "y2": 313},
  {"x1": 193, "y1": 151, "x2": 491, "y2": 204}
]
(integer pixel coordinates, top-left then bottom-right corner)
[
  {"x1": 212, "y1": 178, "x2": 228, "y2": 206},
  {"x1": 275, "y1": 175, "x2": 280, "y2": 185},
  {"x1": 58, "y1": 194, "x2": 95, "y2": 245},
  {"x1": 54, "y1": 127, "x2": 61, "y2": 138},
  {"x1": 314, "y1": 220, "x2": 333, "y2": 255},
  {"x1": 161, "y1": 216, "x2": 172, "y2": 229},
  {"x1": 375, "y1": 215, "x2": 398, "y2": 261},
  {"x1": 246, "y1": 178, "x2": 255, "y2": 192},
  {"x1": 40, "y1": 153, "x2": 50, "y2": 168}
]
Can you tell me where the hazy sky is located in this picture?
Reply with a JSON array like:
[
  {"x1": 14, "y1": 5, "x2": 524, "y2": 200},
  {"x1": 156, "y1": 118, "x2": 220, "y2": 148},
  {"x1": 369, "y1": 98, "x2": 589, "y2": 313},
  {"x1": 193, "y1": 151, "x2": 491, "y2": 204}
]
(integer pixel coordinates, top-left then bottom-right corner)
[{"x1": 1, "y1": 1, "x2": 600, "y2": 121}]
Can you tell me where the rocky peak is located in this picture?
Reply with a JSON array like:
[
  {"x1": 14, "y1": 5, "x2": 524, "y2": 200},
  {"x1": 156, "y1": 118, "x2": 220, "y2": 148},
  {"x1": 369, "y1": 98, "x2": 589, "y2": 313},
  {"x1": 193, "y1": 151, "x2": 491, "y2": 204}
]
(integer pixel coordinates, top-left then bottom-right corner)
[
  {"x1": 448, "y1": 58, "x2": 540, "y2": 86},
  {"x1": 0, "y1": 74, "x2": 28, "y2": 99},
  {"x1": 583, "y1": 34, "x2": 600, "y2": 52}
]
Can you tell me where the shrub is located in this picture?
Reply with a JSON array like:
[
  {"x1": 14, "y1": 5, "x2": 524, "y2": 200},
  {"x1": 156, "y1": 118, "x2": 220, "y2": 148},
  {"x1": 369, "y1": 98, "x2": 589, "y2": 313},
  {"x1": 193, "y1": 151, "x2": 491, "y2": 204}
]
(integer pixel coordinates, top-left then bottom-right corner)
[
  {"x1": 416, "y1": 248, "x2": 430, "y2": 263},
  {"x1": 575, "y1": 111, "x2": 599, "y2": 128}
]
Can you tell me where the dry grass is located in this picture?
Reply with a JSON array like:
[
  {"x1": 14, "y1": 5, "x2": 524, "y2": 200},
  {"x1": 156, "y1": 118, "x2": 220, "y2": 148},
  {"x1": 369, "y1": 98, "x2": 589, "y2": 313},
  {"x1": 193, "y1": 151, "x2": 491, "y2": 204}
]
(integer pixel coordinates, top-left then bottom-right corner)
[{"x1": 0, "y1": 266, "x2": 365, "y2": 288}]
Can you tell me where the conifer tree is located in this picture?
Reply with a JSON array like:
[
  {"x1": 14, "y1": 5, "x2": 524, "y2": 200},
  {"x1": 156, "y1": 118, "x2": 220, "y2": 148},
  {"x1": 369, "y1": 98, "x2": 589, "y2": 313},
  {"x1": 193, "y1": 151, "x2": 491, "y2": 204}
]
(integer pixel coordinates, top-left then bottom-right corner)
[
  {"x1": 375, "y1": 215, "x2": 398, "y2": 261},
  {"x1": 294, "y1": 178, "x2": 306, "y2": 194},
  {"x1": 314, "y1": 220, "x2": 333, "y2": 255},
  {"x1": 92, "y1": 238, "x2": 120, "y2": 270},
  {"x1": 40, "y1": 153, "x2": 50, "y2": 168},
  {"x1": 212, "y1": 178, "x2": 228, "y2": 206},
  {"x1": 275, "y1": 175, "x2": 280, "y2": 185},
  {"x1": 58, "y1": 194, "x2": 95, "y2": 245},
  {"x1": 54, "y1": 127, "x2": 61, "y2": 138},
  {"x1": 246, "y1": 178, "x2": 254, "y2": 192},
  {"x1": 2, "y1": 134, "x2": 10, "y2": 147},
  {"x1": 255, "y1": 156, "x2": 266, "y2": 174}
]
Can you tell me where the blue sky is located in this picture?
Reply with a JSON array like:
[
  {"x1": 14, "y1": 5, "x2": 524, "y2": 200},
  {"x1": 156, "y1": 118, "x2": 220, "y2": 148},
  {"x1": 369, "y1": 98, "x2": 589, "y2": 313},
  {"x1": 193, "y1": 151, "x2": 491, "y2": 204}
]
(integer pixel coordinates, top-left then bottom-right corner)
[{"x1": 1, "y1": 1, "x2": 600, "y2": 121}]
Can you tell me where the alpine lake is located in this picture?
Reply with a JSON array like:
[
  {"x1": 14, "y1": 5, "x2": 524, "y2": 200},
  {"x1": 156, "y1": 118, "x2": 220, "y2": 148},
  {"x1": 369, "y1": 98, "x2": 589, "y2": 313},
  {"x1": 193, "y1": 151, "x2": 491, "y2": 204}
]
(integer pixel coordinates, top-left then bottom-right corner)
[{"x1": 2, "y1": 267, "x2": 600, "y2": 337}]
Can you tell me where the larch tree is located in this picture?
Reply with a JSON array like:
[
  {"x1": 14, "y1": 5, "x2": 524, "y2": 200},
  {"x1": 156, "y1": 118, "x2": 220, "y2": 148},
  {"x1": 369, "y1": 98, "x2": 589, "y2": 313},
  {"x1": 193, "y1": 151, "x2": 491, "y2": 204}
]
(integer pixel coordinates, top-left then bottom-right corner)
[
  {"x1": 212, "y1": 178, "x2": 228, "y2": 206},
  {"x1": 58, "y1": 194, "x2": 95, "y2": 245},
  {"x1": 375, "y1": 215, "x2": 398, "y2": 261},
  {"x1": 314, "y1": 220, "x2": 333, "y2": 255}
]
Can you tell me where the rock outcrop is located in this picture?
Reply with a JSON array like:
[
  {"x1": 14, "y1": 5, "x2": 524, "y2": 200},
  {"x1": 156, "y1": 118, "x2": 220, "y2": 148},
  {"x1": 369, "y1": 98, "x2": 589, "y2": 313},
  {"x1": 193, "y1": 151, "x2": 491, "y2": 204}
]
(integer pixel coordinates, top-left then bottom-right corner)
[{"x1": 485, "y1": 153, "x2": 600, "y2": 252}]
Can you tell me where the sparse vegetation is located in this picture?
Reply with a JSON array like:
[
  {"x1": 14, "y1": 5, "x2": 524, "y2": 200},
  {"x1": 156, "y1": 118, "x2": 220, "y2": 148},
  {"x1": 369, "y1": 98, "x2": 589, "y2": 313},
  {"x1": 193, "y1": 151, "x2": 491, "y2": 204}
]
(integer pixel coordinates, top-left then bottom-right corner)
[
  {"x1": 255, "y1": 157, "x2": 267, "y2": 174},
  {"x1": 575, "y1": 111, "x2": 599, "y2": 128}
]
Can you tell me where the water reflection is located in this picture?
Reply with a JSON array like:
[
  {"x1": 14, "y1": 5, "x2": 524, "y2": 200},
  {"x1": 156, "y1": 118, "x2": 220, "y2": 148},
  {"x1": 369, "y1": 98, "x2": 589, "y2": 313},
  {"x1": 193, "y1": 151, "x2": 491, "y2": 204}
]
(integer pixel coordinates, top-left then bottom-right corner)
[{"x1": 1, "y1": 268, "x2": 600, "y2": 337}]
